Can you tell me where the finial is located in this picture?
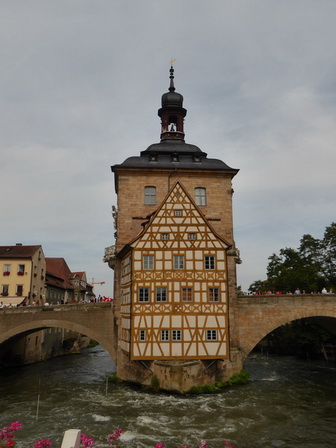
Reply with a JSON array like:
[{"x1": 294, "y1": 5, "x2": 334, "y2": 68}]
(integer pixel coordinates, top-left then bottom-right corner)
[{"x1": 169, "y1": 59, "x2": 176, "y2": 92}]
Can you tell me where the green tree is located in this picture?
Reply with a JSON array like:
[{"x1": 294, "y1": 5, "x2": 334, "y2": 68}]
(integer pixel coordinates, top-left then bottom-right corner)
[{"x1": 249, "y1": 222, "x2": 336, "y2": 293}]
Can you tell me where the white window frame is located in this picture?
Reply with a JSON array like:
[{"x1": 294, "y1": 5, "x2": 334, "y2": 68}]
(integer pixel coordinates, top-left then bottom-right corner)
[
  {"x1": 206, "y1": 329, "x2": 218, "y2": 341},
  {"x1": 195, "y1": 187, "x2": 207, "y2": 206},
  {"x1": 144, "y1": 186, "x2": 156, "y2": 205},
  {"x1": 205, "y1": 256, "x2": 215, "y2": 270},
  {"x1": 209, "y1": 288, "x2": 220, "y2": 302},
  {"x1": 143, "y1": 255, "x2": 154, "y2": 270},
  {"x1": 174, "y1": 255, "x2": 184, "y2": 270},
  {"x1": 161, "y1": 330, "x2": 169, "y2": 341},
  {"x1": 156, "y1": 287, "x2": 167, "y2": 302},
  {"x1": 138, "y1": 288, "x2": 150, "y2": 302},
  {"x1": 181, "y1": 287, "x2": 193, "y2": 302},
  {"x1": 172, "y1": 329, "x2": 182, "y2": 341}
]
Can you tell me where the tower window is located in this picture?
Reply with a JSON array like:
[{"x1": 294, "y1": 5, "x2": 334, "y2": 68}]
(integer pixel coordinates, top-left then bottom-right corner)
[
  {"x1": 143, "y1": 255, "x2": 154, "y2": 270},
  {"x1": 205, "y1": 256, "x2": 215, "y2": 270},
  {"x1": 156, "y1": 287, "x2": 167, "y2": 302},
  {"x1": 144, "y1": 186, "x2": 156, "y2": 205},
  {"x1": 206, "y1": 330, "x2": 218, "y2": 341},
  {"x1": 138, "y1": 288, "x2": 150, "y2": 302},
  {"x1": 172, "y1": 330, "x2": 182, "y2": 341},
  {"x1": 181, "y1": 287, "x2": 193, "y2": 302},
  {"x1": 209, "y1": 288, "x2": 220, "y2": 302},
  {"x1": 139, "y1": 330, "x2": 146, "y2": 341},
  {"x1": 174, "y1": 255, "x2": 184, "y2": 270},
  {"x1": 195, "y1": 187, "x2": 207, "y2": 206},
  {"x1": 161, "y1": 330, "x2": 169, "y2": 341}
]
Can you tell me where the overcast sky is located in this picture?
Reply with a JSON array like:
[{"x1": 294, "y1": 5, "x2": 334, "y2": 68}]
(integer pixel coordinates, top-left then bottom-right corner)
[{"x1": 1, "y1": 1, "x2": 336, "y2": 296}]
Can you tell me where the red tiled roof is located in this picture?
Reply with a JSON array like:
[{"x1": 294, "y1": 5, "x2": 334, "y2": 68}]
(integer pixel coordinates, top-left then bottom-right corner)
[
  {"x1": 46, "y1": 258, "x2": 74, "y2": 289},
  {"x1": 0, "y1": 245, "x2": 42, "y2": 258}
]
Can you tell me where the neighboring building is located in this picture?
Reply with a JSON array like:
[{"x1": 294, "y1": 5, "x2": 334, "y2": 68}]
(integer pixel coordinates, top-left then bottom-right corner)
[
  {"x1": 45, "y1": 258, "x2": 75, "y2": 304},
  {"x1": 109, "y1": 66, "x2": 240, "y2": 391},
  {"x1": 46, "y1": 259, "x2": 93, "y2": 304},
  {"x1": 70, "y1": 271, "x2": 89, "y2": 302},
  {"x1": 0, "y1": 244, "x2": 46, "y2": 306}
]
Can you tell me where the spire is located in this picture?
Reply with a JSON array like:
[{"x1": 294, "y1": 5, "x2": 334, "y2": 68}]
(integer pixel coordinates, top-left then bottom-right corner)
[
  {"x1": 158, "y1": 65, "x2": 187, "y2": 141},
  {"x1": 169, "y1": 65, "x2": 175, "y2": 92}
]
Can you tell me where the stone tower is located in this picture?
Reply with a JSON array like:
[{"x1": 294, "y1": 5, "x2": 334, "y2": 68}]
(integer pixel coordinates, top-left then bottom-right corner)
[{"x1": 109, "y1": 66, "x2": 241, "y2": 393}]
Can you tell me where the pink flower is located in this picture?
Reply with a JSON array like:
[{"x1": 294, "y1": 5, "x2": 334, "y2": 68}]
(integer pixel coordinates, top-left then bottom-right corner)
[
  {"x1": 199, "y1": 441, "x2": 209, "y2": 448},
  {"x1": 154, "y1": 443, "x2": 165, "y2": 448},
  {"x1": 107, "y1": 428, "x2": 123, "y2": 445},
  {"x1": 32, "y1": 439, "x2": 52, "y2": 448},
  {"x1": 8, "y1": 422, "x2": 22, "y2": 432},
  {"x1": 224, "y1": 443, "x2": 233, "y2": 448},
  {"x1": 80, "y1": 433, "x2": 95, "y2": 448}
]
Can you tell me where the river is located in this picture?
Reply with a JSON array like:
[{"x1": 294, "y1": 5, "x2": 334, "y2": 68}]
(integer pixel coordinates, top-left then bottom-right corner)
[{"x1": 1, "y1": 346, "x2": 336, "y2": 448}]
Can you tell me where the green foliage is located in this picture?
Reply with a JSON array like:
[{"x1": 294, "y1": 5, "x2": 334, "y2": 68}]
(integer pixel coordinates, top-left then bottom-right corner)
[
  {"x1": 259, "y1": 319, "x2": 336, "y2": 359},
  {"x1": 187, "y1": 370, "x2": 250, "y2": 394},
  {"x1": 150, "y1": 374, "x2": 160, "y2": 392},
  {"x1": 107, "y1": 371, "x2": 122, "y2": 382},
  {"x1": 250, "y1": 222, "x2": 336, "y2": 293}
]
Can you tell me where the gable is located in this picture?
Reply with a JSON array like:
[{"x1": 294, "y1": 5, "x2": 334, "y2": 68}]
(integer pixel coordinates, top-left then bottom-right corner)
[{"x1": 130, "y1": 181, "x2": 230, "y2": 251}]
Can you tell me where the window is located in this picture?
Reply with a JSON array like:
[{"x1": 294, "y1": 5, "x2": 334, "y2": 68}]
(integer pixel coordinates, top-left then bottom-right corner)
[
  {"x1": 139, "y1": 330, "x2": 146, "y2": 341},
  {"x1": 175, "y1": 210, "x2": 183, "y2": 216},
  {"x1": 172, "y1": 330, "x2": 182, "y2": 341},
  {"x1": 206, "y1": 330, "x2": 218, "y2": 341},
  {"x1": 174, "y1": 255, "x2": 184, "y2": 270},
  {"x1": 161, "y1": 330, "x2": 169, "y2": 341},
  {"x1": 195, "y1": 187, "x2": 207, "y2": 206},
  {"x1": 138, "y1": 288, "x2": 150, "y2": 302},
  {"x1": 16, "y1": 285, "x2": 23, "y2": 296},
  {"x1": 156, "y1": 287, "x2": 167, "y2": 302},
  {"x1": 2, "y1": 285, "x2": 9, "y2": 296},
  {"x1": 188, "y1": 233, "x2": 197, "y2": 240},
  {"x1": 205, "y1": 256, "x2": 215, "y2": 270},
  {"x1": 181, "y1": 287, "x2": 193, "y2": 302},
  {"x1": 3, "y1": 264, "x2": 10, "y2": 275},
  {"x1": 161, "y1": 233, "x2": 169, "y2": 240},
  {"x1": 209, "y1": 288, "x2": 220, "y2": 302},
  {"x1": 143, "y1": 255, "x2": 154, "y2": 270},
  {"x1": 144, "y1": 186, "x2": 156, "y2": 205},
  {"x1": 17, "y1": 264, "x2": 25, "y2": 275}
]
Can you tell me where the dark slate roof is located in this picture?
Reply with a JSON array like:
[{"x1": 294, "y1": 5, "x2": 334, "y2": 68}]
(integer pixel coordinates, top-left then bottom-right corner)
[
  {"x1": 113, "y1": 140, "x2": 237, "y2": 172},
  {"x1": 0, "y1": 245, "x2": 41, "y2": 258}
]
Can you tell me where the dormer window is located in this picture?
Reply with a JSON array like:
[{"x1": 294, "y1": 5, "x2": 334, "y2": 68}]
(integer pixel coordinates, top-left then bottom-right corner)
[
  {"x1": 149, "y1": 154, "x2": 157, "y2": 162},
  {"x1": 144, "y1": 186, "x2": 156, "y2": 205},
  {"x1": 171, "y1": 154, "x2": 179, "y2": 162}
]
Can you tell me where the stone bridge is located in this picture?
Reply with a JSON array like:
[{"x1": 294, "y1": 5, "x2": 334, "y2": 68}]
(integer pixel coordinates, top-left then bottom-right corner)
[
  {"x1": 0, "y1": 302, "x2": 117, "y2": 361},
  {"x1": 1, "y1": 294, "x2": 336, "y2": 372},
  {"x1": 234, "y1": 293, "x2": 336, "y2": 361}
]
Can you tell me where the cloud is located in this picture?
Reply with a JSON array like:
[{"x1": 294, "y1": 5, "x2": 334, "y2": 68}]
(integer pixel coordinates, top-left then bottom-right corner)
[{"x1": 1, "y1": 1, "x2": 336, "y2": 295}]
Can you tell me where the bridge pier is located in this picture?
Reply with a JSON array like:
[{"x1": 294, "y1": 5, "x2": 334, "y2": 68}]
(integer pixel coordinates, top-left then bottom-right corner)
[{"x1": 116, "y1": 347, "x2": 244, "y2": 394}]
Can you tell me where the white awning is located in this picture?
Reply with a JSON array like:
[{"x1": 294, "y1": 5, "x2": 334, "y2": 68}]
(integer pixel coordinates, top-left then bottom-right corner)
[{"x1": 0, "y1": 296, "x2": 27, "y2": 306}]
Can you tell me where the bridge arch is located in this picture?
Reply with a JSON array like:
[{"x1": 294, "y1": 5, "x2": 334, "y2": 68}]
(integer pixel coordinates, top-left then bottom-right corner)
[
  {"x1": 236, "y1": 294, "x2": 336, "y2": 360},
  {"x1": 0, "y1": 303, "x2": 117, "y2": 363}
]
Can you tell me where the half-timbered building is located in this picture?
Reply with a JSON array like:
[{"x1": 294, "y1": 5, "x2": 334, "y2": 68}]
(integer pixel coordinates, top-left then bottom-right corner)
[{"x1": 109, "y1": 65, "x2": 240, "y2": 392}]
